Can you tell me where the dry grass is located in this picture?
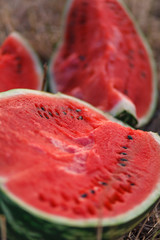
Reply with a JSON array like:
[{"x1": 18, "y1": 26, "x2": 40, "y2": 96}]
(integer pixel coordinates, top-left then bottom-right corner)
[
  {"x1": 0, "y1": 0, "x2": 160, "y2": 239},
  {"x1": 120, "y1": 201, "x2": 160, "y2": 239},
  {"x1": 0, "y1": 0, "x2": 66, "y2": 61}
]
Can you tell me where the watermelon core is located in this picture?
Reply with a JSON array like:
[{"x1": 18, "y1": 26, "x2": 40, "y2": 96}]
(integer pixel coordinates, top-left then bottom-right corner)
[
  {"x1": 50, "y1": 0, "x2": 157, "y2": 127},
  {"x1": 0, "y1": 90, "x2": 160, "y2": 239},
  {"x1": 0, "y1": 32, "x2": 43, "y2": 92}
]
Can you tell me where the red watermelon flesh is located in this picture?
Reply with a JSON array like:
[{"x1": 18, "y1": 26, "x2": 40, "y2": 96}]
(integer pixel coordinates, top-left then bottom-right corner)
[
  {"x1": 1, "y1": 90, "x2": 160, "y2": 221},
  {"x1": 50, "y1": 0, "x2": 157, "y2": 127},
  {"x1": 0, "y1": 32, "x2": 43, "y2": 92}
]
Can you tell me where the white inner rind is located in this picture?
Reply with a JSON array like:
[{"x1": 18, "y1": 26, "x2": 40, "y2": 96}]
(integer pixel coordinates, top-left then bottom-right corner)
[
  {"x1": 149, "y1": 132, "x2": 160, "y2": 145},
  {"x1": 109, "y1": 93, "x2": 136, "y2": 119}
]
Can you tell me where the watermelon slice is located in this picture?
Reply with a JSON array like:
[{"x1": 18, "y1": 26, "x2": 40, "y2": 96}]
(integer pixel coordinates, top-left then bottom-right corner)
[
  {"x1": 0, "y1": 89, "x2": 160, "y2": 240},
  {"x1": 0, "y1": 32, "x2": 43, "y2": 92},
  {"x1": 49, "y1": 0, "x2": 157, "y2": 127}
]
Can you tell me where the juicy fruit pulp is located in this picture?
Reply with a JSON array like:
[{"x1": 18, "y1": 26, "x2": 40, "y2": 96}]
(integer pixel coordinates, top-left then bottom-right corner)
[
  {"x1": 50, "y1": 0, "x2": 157, "y2": 127},
  {"x1": 0, "y1": 89, "x2": 160, "y2": 226},
  {"x1": 0, "y1": 32, "x2": 43, "y2": 92}
]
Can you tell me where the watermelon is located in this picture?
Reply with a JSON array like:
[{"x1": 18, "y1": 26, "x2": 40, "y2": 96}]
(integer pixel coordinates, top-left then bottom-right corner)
[
  {"x1": 0, "y1": 32, "x2": 43, "y2": 92},
  {"x1": 0, "y1": 89, "x2": 160, "y2": 240},
  {"x1": 49, "y1": 0, "x2": 157, "y2": 127}
]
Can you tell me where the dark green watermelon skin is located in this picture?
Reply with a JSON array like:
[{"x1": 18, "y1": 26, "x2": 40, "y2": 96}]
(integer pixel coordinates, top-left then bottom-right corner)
[{"x1": 0, "y1": 189, "x2": 155, "y2": 240}]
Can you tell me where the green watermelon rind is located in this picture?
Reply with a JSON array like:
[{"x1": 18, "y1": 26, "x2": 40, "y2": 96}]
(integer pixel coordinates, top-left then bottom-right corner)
[
  {"x1": 109, "y1": 94, "x2": 138, "y2": 126},
  {"x1": 0, "y1": 186, "x2": 158, "y2": 240},
  {"x1": 0, "y1": 89, "x2": 160, "y2": 239},
  {"x1": 48, "y1": 0, "x2": 157, "y2": 128},
  {"x1": 8, "y1": 32, "x2": 44, "y2": 90}
]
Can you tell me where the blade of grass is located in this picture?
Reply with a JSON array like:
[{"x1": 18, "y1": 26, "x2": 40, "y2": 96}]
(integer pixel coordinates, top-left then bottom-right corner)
[{"x1": 0, "y1": 215, "x2": 7, "y2": 240}]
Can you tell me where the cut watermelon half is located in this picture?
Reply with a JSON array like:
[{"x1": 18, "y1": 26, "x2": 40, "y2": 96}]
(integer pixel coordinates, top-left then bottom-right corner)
[
  {"x1": 0, "y1": 89, "x2": 160, "y2": 240},
  {"x1": 0, "y1": 32, "x2": 43, "y2": 92},
  {"x1": 49, "y1": 0, "x2": 157, "y2": 127}
]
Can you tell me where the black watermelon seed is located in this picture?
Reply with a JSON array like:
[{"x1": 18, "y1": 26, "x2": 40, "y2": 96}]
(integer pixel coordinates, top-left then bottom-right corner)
[
  {"x1": 99, "y1": 182, "x2": 107, "y2": 186},
  {"x1": 76, "y1": 109, "x2": 81, "y2": 112},
  {"x1": 63, "y1": 112, "x2": 67, "y2": 115},
  {"x1": 79, "y1": 56, "x2": 85, "y2": 61},
  {"x1": 79, "y1": 14, "x2": 86, "y2": 25},
  {"x1": 56, "y1": 112, "x2": 59, "y2": 116},
  {"x1": 41, "y1": 107, "x2": 45, "y2": 111},
  {"x1": 141, "y1": 71, "x2": 146, "y2": 78},
  {"x1": 124, "y1": 89, "x2": 128, "y2": 95},
  {"x1": 128, "y1": 50, "x2": 134, "y2": 59},
  {"x1": 77, "y1": 116, "x2": 83, "y2": 120},
  {"x1": 49, "y1": 112, "x2": 53, "y2": 117},
  {"x1": 120, "y1": 158, "x2": 128, "y2": 162},
  {"x1": 38, "y1": 111, "x2": 43, "y2": 118},
  {"x1": 69, "y1": 33, "x2": 75, "y2": 45},
  {"x1": 120, "y1": 152, "x2": 127, "y2": 155},
  {"x1": 71, "y1": 8, "x2": 77, "y2": 18},
  {"x1": 119, "y1": 163, "x2": 126, "y2": 167},
  {"x1": 127, "y1": 135, "x2": 133, "y2": 140},
  {"x1": 122, "y1": 146, "x2": 128, "y2": 149},
  {"x1": 90, "y1": 190, "x2": 95, "y2": 194},
  {"x1": 129, "y1": 63, "x2": 134, "y2": 68},
  {"x1": 82, "y1": 1, "x2": 88, "y2": 6},
  {"x1": 130, "y1": 183, "x2": 135, "y2": 186},
  {"x1": 17, "y1": 63, "x2": 22, "y2": 73},
  {"x1": 44, "y1": 113, "x2": 49, "y2": 119},
  {"x1": 81, "y1": 193, "x2": 88, "y2": 198}
]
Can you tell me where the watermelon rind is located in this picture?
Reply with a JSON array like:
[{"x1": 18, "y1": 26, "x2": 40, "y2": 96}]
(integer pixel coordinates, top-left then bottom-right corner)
[
  {"x1": 109, "y1": 94, "x2": 138, "y2": 126},
  {"x1": 0, "y1": 89, "x2": 160, "y2": 239},
  {"x1": 5, "y1": 32, "x2": 44, "y2": 91},
  {"x1": 0, "y1": 184, "x2": 159, "y2": 240},
  {"x1": 48, "y1": 0, "x2": 157, "y2": 128}
]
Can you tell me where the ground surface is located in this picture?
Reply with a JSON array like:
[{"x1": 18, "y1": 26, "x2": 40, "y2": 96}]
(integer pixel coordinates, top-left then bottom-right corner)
[{"x1": 0, "y1": 0, "x2": 160, "y2": 239}]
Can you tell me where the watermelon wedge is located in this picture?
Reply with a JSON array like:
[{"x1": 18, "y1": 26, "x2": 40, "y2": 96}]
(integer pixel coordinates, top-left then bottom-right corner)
[
  {"x1": 0, "y1": 32, "x2": 43, "y2": 92},
  {"x1": 0, "y1": 89, "x2": 160, "y2": 240},
  {"x1": 49, "y1": 0, "x2": 157, "y2": 127}
]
